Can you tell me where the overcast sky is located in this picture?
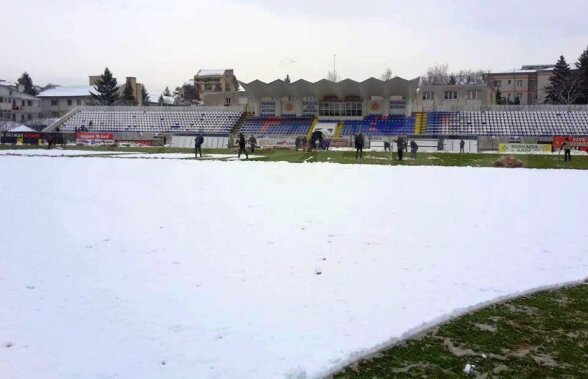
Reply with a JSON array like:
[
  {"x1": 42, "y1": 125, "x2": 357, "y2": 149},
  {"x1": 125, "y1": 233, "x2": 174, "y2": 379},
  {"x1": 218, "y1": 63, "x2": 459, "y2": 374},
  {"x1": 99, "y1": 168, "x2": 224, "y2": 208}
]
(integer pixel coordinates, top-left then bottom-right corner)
[{"x1": 2, "y1": 0, "x2": 587, "y2": 98}]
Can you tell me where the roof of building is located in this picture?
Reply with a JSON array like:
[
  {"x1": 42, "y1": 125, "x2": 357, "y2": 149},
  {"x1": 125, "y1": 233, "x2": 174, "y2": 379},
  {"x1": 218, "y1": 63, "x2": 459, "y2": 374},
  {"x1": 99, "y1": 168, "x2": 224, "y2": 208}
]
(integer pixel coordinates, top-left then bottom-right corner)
[
  {"x1": 240, "y1": 77, "x2": 420, "y2": 99},
  {"x1": 196, "y1": 69, "x2": 227, "y2": 77},
  {"x1": 37, "y1": 86, "x2": 97, "y2": 98},
  {"x1": 9, "y1": 125, "x2": 37, "y2": 133},
  {"x1": 490, "y1": 67, "x2": 555, "y2": 75},
  {"x1": 0, "y1": 80, "x2": 17, "y2": 87}
]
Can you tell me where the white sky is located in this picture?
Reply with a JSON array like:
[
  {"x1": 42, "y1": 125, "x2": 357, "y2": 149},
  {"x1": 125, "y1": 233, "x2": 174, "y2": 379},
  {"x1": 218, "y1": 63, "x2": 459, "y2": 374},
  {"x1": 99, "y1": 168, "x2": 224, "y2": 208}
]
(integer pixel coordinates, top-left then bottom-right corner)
[{"x1": 2, "y1": 0, "x2": 587, "y2": 98}]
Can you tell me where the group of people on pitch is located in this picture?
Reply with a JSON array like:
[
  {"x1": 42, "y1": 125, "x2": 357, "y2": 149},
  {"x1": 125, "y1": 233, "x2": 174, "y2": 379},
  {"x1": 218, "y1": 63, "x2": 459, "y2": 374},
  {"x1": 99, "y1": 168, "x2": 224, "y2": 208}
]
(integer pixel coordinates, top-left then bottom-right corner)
[
  {"x1": 355, "y1": 134, "x2": 419, "y2": 160},
  {"x1": 194, "y1": 132, "x2": 257, "y2": 159}
]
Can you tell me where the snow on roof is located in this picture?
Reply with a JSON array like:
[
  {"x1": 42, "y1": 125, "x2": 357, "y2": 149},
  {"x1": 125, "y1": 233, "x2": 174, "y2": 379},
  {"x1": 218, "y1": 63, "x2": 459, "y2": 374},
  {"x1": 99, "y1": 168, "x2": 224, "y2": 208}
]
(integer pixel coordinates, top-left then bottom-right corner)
[
  {"x1": 37, "y1": 86, "x2": 97, "y2": 98},
  {"x1": 196, "y1": 69, "x2": 226, "y2": 77},
  {"x1": 0, "y1": 79, "x2": 17, "y2": 87},
  {"x1": 9, "y1": 125, "x2": 37, "y2": 133}
]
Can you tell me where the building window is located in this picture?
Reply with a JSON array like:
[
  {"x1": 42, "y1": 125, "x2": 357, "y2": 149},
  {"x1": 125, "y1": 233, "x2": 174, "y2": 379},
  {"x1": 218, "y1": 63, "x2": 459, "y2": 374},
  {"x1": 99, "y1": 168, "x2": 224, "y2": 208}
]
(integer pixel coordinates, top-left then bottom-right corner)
[
  {"x1": 422, "y1": 92, "x2": 434, "y2": 100},
  {"x1": 51, "y1": 100, "x2": 58, "y2": 106},
  {"x1": 467, "y1": 90, "x2": 480, "y2": 100},
  {"x1": 77, "y1": 99, "x2": 82, "y2": 106},
  {"x1": 444, "y1": 91, "x2": 458, "y2": 100},
  {"x1": 225, "y1": 98, "x2": 231, "y2": 106},
  {"x1": 67, "y1": 99, "x2": 73, "y2": 106},
  {"x1": 494, "y1": 80, "x2": 502, "y2": 88},
  {"x1": 508, "y1": 80, "x2": 512, "y2": 84},
  {"x1": 516, "y1": 80, "x2": 523, "y2": 87},
  {"x1": 52, "y1": 111, "x2": 59, "y2": 117},
  {"x1": 28, "y1": 114, "x2": 32, "y2": 120},
  {"x1": 27, "y1": 100, "x2": 32, "y2": 106}
]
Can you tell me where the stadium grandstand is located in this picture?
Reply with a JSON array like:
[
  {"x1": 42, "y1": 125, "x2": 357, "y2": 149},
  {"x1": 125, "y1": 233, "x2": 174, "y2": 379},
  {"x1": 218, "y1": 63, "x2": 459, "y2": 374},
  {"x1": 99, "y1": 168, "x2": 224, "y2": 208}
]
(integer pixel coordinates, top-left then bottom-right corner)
[{"x1": 35, "y1": 73, "x2": 588, "y2": 150}]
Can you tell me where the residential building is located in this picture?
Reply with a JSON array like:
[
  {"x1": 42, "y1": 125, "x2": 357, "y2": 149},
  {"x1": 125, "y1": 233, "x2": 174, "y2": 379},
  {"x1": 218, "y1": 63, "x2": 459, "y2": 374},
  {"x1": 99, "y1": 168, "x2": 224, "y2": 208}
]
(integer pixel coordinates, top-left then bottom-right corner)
[
  {"x1": 194, "y1": 69, "x2": 238, "y2": 99},
  {"x1": 0, "y1": 81, "x2": 42, "y2": 122}
]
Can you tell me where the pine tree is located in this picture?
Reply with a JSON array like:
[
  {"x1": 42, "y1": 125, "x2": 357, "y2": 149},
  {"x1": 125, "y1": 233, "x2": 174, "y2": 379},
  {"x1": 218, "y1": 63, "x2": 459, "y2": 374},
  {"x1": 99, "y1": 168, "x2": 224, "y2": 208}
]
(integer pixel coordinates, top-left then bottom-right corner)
[
  {"x1": 119, "y1": 82, "x2": 137, "y2": 105},
  {"x1": 163, "y1": 86, "x2": 172, "y2": 97},
  {"x1": 17, "y1": 72, "x2": 37, "y2": 96},
  {"x1": 545, "y1": 55, "x2": 580, "y2": 104},
  {"x1": 495, "y1": 88, "x2": 504, "y2": 105},
  {"x1": 576, "y1": 46, "x2": 588, "y2": 104},
  {"x1": 91, "y1": 68, "x2": 119, "y2": 105},
  {"x1": 448, "y1": 75, "x2": 457, "y2": 85},
  {"x1": 284, "y1": 74, "x2": 291, "y2": 83},
  {"x1": 141, "y1": 86, "x2": 149, "y2": 105},
  {"x1": 158, "y1": 95, "x2": 165, "y2": 106}
]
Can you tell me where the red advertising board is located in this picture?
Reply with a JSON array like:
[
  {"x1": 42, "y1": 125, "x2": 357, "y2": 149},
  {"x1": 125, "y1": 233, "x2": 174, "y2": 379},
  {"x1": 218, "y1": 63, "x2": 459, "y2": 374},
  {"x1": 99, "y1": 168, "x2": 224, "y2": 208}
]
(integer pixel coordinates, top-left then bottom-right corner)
[
  {"x1": 76, "y1": 132, "x2": 114, "y2": 140},
  {"x1": 553, "y1": 136, "x2": 588, "y2": 152}
]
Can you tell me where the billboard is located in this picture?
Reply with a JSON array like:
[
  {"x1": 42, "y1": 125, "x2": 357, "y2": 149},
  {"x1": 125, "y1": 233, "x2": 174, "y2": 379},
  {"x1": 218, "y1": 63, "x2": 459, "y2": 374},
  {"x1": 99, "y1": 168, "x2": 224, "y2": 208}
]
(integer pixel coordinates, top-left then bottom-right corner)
[
  {"x1": 498, "y1": 143, "x2": 552, "y2": 154},
  {"x1": 76, "y1": 132, "x2": 114, "y2": 140},
  {"x1": 553, "y1": 136, "x2": 588, "y2": 152}
]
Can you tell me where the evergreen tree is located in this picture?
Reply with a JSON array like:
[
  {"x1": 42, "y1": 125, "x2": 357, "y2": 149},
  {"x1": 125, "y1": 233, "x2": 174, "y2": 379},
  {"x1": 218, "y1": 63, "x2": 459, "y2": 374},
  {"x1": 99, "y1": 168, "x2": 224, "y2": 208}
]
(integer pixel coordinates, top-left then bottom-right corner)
[
  {"x1": 141, "y1": 86, "x2": 150, "y2": 105},
  {"x1": 91, "y1": 67, "x2": 119, "y2": 105},
  {"x1": 495, "y1": 88, "x2": 504, "y2": 105},
  {"x1": 163, "y1": 86, "x2": 172, "y2": 97},
  {"x1": 284, "y1": 74, "x2": 291, "y2": 83},
  {"x1": 119, "y1": 82, "x2": 137, "y2": 105},
  {"x1": 17, "y1": 72, "x2": 37, "y2": 96},
  {"x1": 158, "y1": 95, "x2": 165, "y2": 106},
  {"x1": 545, "y1": 55, "x2": 580, "y2": 104},
  {"x1": 448, "y1": 75, "x2": 457, "y2": 85},
  {"x1": 576, "y1": 46, "x2": 588, "y2": 104}
]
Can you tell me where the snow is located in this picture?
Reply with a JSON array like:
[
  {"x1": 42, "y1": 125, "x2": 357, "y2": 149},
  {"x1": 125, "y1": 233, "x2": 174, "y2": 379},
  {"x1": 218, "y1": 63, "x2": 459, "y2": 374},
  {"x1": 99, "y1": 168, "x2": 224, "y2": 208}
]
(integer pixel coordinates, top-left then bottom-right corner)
[
  {"x1": 0, "y1": 149, "x2": 132, "y2": 157},
  {"x1": 119, "y1": 153, "x2": 265, "y2": 160},
  {"x1": 196, "y1": 69, "x2": 226, "y2": 77},
  {"x1": 8, "y1": 125, "x2": 37, "y2": 133},
  {"x1": 1, "y1": 157, "x2": 587, "y2": 379},
  {"x1": 37, "y1": 86, "x2": 97, "y2": 98}
]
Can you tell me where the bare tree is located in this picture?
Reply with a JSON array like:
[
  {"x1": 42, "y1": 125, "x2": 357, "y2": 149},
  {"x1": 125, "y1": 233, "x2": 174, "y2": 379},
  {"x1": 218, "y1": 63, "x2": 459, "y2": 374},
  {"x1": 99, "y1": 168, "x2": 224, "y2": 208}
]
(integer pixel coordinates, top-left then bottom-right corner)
[
  {"x1": 381, "y1": 67, "x2": 393, "y2": 81},
  {"x1": 547, "y1": 71, "x2": 582, "y2": 105},
  {"x1": 327, "y1": 70, "x2": 339, "y2": 82},
  {"x1": 423, "y1": 64, "x2": 449, "y2": 85}
]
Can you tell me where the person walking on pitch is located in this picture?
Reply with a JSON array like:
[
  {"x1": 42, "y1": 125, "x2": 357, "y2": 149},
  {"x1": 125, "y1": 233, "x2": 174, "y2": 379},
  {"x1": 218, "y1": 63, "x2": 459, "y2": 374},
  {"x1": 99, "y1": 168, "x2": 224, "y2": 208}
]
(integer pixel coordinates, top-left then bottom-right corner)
[{"x1": 238, "y1": 133, "x2": 249, "y2": 159}]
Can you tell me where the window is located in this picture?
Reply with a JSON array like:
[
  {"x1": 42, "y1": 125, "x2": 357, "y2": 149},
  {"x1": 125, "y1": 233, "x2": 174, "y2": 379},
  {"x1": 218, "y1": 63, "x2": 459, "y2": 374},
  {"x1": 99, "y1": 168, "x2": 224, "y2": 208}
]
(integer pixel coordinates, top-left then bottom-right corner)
[
  {"x1": 28, "y1": 114, "x2": 32, "y2": 120},
  {"x1": 516, "y1": 80, "x2": 523, "y2": 87},
  {"x1": 27, "y1": 100, "x2": 32, "y2": 106},
  {"x1": 444, "y1": 91, "x2": 458, "y2": 100},
  {"x1": 494, "y1": 80, "x2": 502, "y2": 88},
  {"x1": 422, "y1": 92, "x2": 434, "y2": 100},
  {"x1": 508, "y1": 80, "x2": 512, "y2": 84},
  {"x1": 318, "y1": 102, "x2": 363, "y2": 117},
  {"x1": 21, "y1": 100, "x2": 25, "y2": 106},
  {"x1": 51, "y1": 100, "x2": 58, "y2": 106},
  {"x1": 467, "y1": 90, "x2": 480, "y2": 100},
  {"x1": 77, "y1": 99, "x2": 82, "y2": 106},
  {"x1": 52, "y1": 111, "x2": 59, "y2": 117},
  {"x1": 67, "y1": 99, "x2": 73, "y2": 106},
  {"x1": 225, "y1": 97, "x2": 231, "y2": 106}
]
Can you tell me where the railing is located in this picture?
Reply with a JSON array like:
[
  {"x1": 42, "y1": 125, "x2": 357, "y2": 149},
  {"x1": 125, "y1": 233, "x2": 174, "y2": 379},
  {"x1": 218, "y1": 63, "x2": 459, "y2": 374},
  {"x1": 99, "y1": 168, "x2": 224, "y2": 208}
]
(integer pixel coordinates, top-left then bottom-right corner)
[
  {"x1": 424, "y1": 104, "x2": 588, "y2": 112},
  {"x1": 42, "y1": 107, "x2": 81, "y2": 132},
  {"x1": 76, "y1": 105, "x2": 243, "y2": 112}
]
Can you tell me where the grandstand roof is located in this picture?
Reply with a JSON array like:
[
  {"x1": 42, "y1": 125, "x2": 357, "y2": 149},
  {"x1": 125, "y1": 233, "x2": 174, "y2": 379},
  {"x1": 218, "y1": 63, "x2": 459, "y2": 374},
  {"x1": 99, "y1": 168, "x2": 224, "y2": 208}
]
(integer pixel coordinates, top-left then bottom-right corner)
[
  {"x1": 37, "y1": 86, "x2": 97, "y2": 98},
  {"x1": 240, "y1": 77, "x2": 420, "y2": 99}
]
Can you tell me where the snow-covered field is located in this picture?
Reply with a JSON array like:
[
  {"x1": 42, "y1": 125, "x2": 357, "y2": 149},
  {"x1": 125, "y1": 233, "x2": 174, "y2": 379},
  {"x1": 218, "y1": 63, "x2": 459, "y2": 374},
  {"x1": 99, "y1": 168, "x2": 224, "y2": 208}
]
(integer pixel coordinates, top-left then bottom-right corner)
[
  {"x1": 1, "y1": 155, "x2": 587, "y2": 379},
  {"x1": 0, "y1": 149, "x2": 131, "y2": 157}
]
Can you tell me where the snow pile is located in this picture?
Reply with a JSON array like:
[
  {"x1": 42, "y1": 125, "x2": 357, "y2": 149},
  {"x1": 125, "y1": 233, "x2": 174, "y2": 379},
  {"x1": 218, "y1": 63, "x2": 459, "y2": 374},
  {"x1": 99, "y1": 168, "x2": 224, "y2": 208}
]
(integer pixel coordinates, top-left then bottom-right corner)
[
  {"x1": 0, "y1": 149, "x2": 132, "y2": 157},
  {"x1": 1, "y1": 157, "x2": 587, "y2": 379}
]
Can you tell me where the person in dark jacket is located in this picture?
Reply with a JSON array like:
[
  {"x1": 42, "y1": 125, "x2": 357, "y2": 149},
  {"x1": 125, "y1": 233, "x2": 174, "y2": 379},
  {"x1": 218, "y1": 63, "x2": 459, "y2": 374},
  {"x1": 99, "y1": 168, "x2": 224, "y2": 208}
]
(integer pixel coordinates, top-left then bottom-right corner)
[
  {"x1": 238, "y1": 133, "x2": 248, "y2": 159},
  {"x1": 249, "y1": 135, "x2": 257, "y2": 153},
  {"x1": 410, "y1": 140, "x2": 418, "y2": 159},
  {"x1": 194, "y1": 133, "x2": 204, "y2": 158},
  {"x1": 395, "y1": 136, "x2": 404, "y2": 161},
  {"x1": 295, "y1": 136, "x2": 302, "y2": 151},
  {"x1": 355, "y1": 133, "x2": 364, "y2": 159},
  {"x1": 384, "y1": 140, "x2": 391, "y2": 153},
  {"x1": 562, "y1": 137, "x2": 572, "y2": 161},
  {"x1": 460, "y1": 139, "x2": 465, "y2": 153}
]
